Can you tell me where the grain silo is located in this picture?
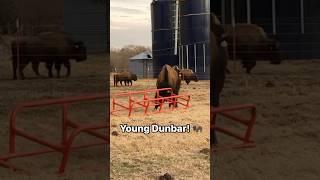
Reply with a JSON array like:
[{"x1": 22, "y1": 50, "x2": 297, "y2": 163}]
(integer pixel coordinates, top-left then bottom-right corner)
[
  {"x1": 151, "y1": 0, "x2": 178, "y2": 77},
  {"x1": 179, "y1": 0, "x2": 210, "y2": 79},
  {"x1": 151, "y1": 0, "x2": 210, "y2": 79}
]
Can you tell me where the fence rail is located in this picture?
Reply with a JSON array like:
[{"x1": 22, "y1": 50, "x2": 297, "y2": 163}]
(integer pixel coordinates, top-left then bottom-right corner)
[
  {"x1": 0, "y1": 93, "x2": 109, "y2": 174},
  {"x1": 211, "y1": 104, "x2": 256, "y2": 152},
  {"x1": 111, "y1": 88, "x2": 191, "y2": 117}
]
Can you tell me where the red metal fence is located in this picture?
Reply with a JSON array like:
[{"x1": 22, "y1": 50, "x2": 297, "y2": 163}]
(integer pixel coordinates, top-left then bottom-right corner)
[
  {"x1": 111, "y1": 88, "x2": 191, "y2": 116},
  {"x1": 211, "y1": 104, "x2": 256, "y2": 151},
  {"x1": 0, "y1": 93, "x2": 109, "y2": 174},
  {"x1": 0, "y1": 89, "x2": 191, "y2": 174}
]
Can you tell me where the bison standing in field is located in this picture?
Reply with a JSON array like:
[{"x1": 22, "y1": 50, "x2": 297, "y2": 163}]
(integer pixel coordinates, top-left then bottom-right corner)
[
  {"x1": 224, "y1": 24, "x2": 282, "y2": 74},
  {"x1": 180, "y1": 69, "x2": 198, "y2": 85},
  {"x1": 155, "y1": 64, "x2": 182, "y2": 109},
  {"x1": 11, "y1": 31, "x2": 87, "y2": 80},
  {"x1": 113, "y1": 72, "x2": 137, "y2": 86},
  {"x1": 211, "y1": 13, "x2": 229, "y2": 145}
]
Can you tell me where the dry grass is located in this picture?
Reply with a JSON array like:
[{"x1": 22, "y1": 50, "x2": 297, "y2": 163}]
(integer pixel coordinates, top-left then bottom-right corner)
[
  {"x1": 0, "y1": 54, "x2": 109, "y2": 179},
  {"x1": 1, "y1": 48, "x2": 319, "y2": 180},
  {"x1": 110, "y1": 79, "x2": 210, "y2": 179}
]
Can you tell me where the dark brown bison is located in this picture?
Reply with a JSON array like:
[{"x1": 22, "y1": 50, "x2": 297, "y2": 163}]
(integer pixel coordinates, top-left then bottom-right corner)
[
  {"x1": 180, "y1": 69, "x2": 198, "y2": 85},
  {"x1": 211, "y1": 13, "x2": 229, "y2": 145},
  {"x1": 11, "y1": 31, "x2": 87, "y2": 80},
  {"x1": 155, "y1": 64, "x2": 181, "y2": 109},
  {"x1": 211, "y1": 13, "x2": 229, "y2": 107},
  {"x1": 224, "y1": 24, "x2": 282, "y2": 73},
  {"x1": 113, "y1": 72, "x2": 138, "y2": 86}
]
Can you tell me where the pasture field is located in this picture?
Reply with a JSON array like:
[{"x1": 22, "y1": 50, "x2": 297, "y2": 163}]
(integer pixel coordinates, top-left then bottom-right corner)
[
  {"x1": 1, "y1": 49, "x2": 320, "y2": 180},
  {"x1": 110, "y1": 78, "x2": 210, "y2": 179},
  {"x1": 214, "y1": 60, "x2": 320, "y2": 180},
  {"x1": 0, "y1": 54, "x2": 109, "y2": 179}
]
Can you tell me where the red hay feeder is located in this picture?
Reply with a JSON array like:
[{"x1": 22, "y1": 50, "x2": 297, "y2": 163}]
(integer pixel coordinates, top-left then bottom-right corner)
[{"x1": 111, "y1": 88, "x2": 191, "y2": 116}]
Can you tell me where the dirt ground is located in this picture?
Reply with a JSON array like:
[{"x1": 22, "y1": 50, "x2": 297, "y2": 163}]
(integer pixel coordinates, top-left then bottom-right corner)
[
  {"x1": 0, "y1": 54, "x2": 109, "y2": 179},
  {"x1": 214, "y1": 60, "x2": 320, "y2": 180},
  {"x1": 110, "y1": 77, "x2": 210, "y2": 179}
]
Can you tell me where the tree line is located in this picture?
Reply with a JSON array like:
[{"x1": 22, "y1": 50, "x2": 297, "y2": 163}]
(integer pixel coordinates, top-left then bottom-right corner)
[{"x1": 111, "y1": 45, "x2": 151, "y2": 72}]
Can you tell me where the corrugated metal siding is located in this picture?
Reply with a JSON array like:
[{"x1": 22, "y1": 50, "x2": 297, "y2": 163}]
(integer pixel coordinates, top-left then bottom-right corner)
[{"x1": 128, "y1": 60, "x2": 153, "y2": 78}]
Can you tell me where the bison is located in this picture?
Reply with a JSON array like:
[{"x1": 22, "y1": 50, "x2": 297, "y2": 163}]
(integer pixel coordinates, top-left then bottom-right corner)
[
  {"x1": 155, "y1": 64, "x2": 182, "y2": 109},
  {"x1": 180, "y1": 69, "x2": 198, "y2": 85},
  {"x1": 211, "y1": 13, "x2": 229, "y2": 145},
  {"x1": 224, "y1": 24, "x2": 282, "y2": 73},
  {"x1": 11, "y1": 31, "x2": 87, "y2": 80},
  {"x1": 113, "y1": 71, "x2": 138, "y2": 86}
]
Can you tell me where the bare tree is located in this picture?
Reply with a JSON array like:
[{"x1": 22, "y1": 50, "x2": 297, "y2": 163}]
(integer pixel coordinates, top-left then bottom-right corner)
[{"x1": 111, "y1": 45, "x2": 151, "y2": 72}]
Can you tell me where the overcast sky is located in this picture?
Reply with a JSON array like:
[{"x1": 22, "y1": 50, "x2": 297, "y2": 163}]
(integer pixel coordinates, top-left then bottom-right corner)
[{"x1": 110, "y1": 0, "x2": 152, "y2": 48}]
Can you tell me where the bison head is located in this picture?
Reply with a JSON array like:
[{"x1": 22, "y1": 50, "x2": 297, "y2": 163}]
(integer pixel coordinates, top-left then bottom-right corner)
[
  {"x1": 131, "y1": 74, "x2": 138, "y2": 81},
  {"x1": 73, "y1": 41, "x2": 87, "y2": 62},
  {"x1": 180, "y1": 69, "x2": 198, "y2": 85},
  {"x1": 266, "y1": 37, "x2": 282, "y2": 64},
  {"x1": 191, "y1": 69, "x2": 198, "y2": 82}
]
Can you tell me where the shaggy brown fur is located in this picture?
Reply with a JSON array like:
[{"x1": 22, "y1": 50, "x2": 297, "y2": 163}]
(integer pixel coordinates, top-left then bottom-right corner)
[
  {"x1": 180, "y1": 69, "x2": 198, "y2": 85},
  {"x1": 113, "y1": 72, "x2": 137, "y2": 86},
  {"x1": 224, "y1": 24, "x2": 282, "y2": 73},
  {"x1": 155, "y1": 64, "x2": 181, "y2": 109},
  {"x1": 11, "y1": 31, "x2": 86, "y2": 80}
]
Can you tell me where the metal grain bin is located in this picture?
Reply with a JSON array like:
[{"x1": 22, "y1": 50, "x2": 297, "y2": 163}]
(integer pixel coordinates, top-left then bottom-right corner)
[
  {"x1": 180, "y1": 0, "x2": 210, "y2": 79},
  {"x1": 151, "y1": 0, "x2": 178, "y2": 77}
]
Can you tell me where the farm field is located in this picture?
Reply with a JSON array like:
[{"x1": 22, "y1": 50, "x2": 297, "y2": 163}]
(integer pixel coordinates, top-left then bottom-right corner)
[
  {"x1": 214, "y1": 60, "x2": 320, "y2": 180},
  {"x1": 1, "y1": 53, "x2": 320, "y2": 179},
  {"x1": 110, "y1": 76, "x2": 210, "y2": 179},
  {"x1": 0, "y1": 54, "x2": 109, "y2": 179}
]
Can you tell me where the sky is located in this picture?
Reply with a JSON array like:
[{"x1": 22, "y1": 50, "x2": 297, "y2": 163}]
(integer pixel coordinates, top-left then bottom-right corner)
[{"x1": 110, "y1": 0, "x2": 152, "y2": 48}]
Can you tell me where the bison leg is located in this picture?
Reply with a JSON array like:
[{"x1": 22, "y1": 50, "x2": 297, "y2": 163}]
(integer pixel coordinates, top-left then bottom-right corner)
[
  {"x1": 54, "y1": 61, "x2": 62, "y2": 78},
  {"x1": 129, "y1": 80, "x2": 133, "y2": 86},
  {"x1": 174, "y1": 98, "x2": 178, "y2": 107},
  {"x1": 116, "y1": 80, "x2": 121, "y2": 86},
  {"x1": 18, "y1": 62, "x2": 27, "y2": 80},
  {"x1": 46, "y1": 62, "x2": 54, "y2": 78},
  {"x1": 12, "y1": 59, "x2": 18, "y2": 80},
  {"x1": 243, "y1": 61, "x2": 256, "y2": 74},
  {"x1": 154, "y1": 93, "x2": 160, "y2": 110},
  {"x1": 63, "y1": 60, "x2": 71, "y2": 77},
  {"x1": 31, "y1": 61, "x2": 40, "y2": 76},
  {"x1": 168, "y1": 98, "x2": 178, "y2": 108},
  {"x1": 186, "y1": 80, "x2": 190, "y2": 85}
]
